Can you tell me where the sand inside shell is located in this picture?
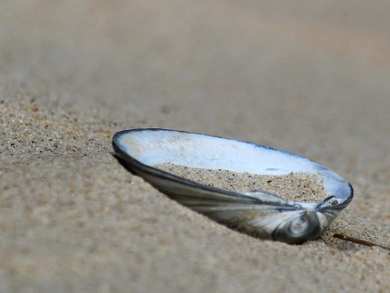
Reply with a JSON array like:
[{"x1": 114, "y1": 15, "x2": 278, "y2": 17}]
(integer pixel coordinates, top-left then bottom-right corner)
[{"x1": 155, "y1": 163, "x2": 328, "y2": 202}]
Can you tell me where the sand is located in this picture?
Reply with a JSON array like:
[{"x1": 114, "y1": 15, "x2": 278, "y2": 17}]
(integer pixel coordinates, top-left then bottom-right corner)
[
  {"x1": 1, "y1": 1, "x2": 390, "y2": 292},
  {"x1": 155, "y1": 163, "x2": 327, "y2": 202}
]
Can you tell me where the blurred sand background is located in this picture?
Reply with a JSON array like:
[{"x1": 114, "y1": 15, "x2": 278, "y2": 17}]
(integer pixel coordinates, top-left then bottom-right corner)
[{"x1": 1, "y1": 0, "x2": 390, "y2": 292}]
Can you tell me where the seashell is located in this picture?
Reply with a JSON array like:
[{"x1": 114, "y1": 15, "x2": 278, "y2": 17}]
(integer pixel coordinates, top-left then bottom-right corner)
[{"x1": 112, "y1": 128, "x2": 353, "y2": 244}]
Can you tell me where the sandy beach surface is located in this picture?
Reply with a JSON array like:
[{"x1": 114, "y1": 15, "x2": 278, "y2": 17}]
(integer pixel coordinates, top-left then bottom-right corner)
[{"x1": 1, "y1": 1, "x2": 390, "y2": 292}]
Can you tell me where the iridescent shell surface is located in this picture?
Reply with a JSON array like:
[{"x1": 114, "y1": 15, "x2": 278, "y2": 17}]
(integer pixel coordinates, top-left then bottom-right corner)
[{"x1": 112, "y1": 128, "x2": 353, "y2": 244}]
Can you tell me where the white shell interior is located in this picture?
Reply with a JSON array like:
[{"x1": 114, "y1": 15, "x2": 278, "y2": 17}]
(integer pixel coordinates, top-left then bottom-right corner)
[{"x1": 115, "y1": 130, "x2": 351, "y2": 200}]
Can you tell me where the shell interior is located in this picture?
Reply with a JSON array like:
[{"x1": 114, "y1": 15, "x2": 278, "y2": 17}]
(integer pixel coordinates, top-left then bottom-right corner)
[{"x1": 113, "y1": 129, "x2": 351, "y2": 201}]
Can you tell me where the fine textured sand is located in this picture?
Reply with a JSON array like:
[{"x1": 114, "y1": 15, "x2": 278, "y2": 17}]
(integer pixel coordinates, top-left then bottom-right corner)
[
  {"x1": 1, "y1": 1, "x2": 390, "y2": 292},
  {"x1": 155, "y1": 163, "x2": 327, "y2": 202}
]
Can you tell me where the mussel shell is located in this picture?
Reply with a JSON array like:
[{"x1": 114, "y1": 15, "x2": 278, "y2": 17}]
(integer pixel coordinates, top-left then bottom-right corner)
[{"x1": 112, "y1": 128, "x2": 353, "y2": 244}]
